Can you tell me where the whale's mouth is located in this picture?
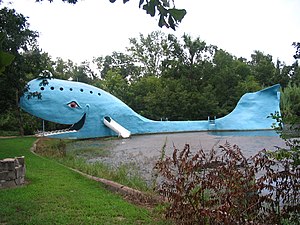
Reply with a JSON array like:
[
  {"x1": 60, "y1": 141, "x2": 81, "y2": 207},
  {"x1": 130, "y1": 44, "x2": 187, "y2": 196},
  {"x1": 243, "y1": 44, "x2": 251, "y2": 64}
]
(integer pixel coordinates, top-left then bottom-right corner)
[{"x1": 37, "y1": 113, "x2": 86, "y2": 137}]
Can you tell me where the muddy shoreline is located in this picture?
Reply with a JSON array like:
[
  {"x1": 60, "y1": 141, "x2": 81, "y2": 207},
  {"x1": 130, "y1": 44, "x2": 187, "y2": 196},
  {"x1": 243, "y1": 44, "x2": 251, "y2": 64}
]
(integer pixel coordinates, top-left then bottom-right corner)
[{"x1": 66, "y1": 131, "x2": 286, "y2": 185}]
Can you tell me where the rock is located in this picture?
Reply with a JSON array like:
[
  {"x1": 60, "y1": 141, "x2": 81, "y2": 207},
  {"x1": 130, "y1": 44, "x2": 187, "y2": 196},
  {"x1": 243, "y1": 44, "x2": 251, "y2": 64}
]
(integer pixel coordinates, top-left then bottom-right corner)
[{"x1": 0, "y1": 156, "x2": 26, "y2": 189}]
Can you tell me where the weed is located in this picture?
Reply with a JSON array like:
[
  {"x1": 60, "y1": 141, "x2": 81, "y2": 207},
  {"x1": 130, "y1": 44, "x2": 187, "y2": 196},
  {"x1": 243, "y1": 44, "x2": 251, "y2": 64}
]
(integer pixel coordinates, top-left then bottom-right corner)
[
  {"x1": 36, "y1": 138, "x2": 149, "y2": 192},
  {"x1": 154, "y1": 142, "x2": 300, "y2": 224}
]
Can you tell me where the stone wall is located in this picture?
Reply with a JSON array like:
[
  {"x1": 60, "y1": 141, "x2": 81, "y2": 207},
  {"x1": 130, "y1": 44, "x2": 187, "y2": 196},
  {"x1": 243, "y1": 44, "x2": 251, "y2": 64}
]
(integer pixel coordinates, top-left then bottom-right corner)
[{"x1": 0, "y1": 156, "x2": 25, "y2": 189}]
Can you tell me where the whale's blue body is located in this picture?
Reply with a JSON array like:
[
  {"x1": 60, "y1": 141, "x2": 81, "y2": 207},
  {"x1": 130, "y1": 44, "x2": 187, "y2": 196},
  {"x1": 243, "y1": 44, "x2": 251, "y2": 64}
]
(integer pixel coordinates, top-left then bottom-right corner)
[{"x1": 19, "y1": 78, "x2": 281, "y2": 139}]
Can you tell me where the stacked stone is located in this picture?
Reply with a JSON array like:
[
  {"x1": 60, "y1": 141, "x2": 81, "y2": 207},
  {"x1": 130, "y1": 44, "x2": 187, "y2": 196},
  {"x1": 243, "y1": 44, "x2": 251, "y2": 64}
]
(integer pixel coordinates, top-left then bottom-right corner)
[{"x1": 0, "y1": 156, "x2": 25, "y2": 189}]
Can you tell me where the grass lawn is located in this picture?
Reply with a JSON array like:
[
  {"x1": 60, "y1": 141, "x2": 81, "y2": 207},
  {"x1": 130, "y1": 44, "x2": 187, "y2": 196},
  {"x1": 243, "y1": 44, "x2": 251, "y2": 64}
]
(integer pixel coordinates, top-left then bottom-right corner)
[{"x1": 0, "y1": 137, "x2": 160, "y2": 224}]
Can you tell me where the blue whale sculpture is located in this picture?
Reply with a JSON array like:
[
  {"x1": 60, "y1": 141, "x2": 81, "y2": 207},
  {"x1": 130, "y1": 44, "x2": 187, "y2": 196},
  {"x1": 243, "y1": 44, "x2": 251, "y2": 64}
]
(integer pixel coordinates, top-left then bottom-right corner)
[{"x1": 19, "y1": 78, "x2": 281, "y2": 139}]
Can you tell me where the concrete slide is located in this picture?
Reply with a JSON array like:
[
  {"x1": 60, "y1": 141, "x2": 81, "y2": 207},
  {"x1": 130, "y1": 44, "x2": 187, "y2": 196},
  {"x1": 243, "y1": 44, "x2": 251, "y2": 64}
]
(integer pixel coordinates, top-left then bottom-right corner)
[{"x1": 103, "y1": 116, "x2": 131, "y2": 138}]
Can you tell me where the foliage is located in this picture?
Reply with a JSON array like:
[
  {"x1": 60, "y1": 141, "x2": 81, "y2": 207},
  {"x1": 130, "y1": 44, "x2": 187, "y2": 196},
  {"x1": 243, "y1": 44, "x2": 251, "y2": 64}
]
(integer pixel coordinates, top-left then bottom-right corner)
[
  {"x1": 52, "y1": 58, "x2": 96, "y2": 83},
  {"x1": 0, "y1": 32, "x2": 14, "y2": 74},
  {"x1": 93, "y1": 70, "x2": 129, "y2": 103},
  {"x1": 235, "y1": 75, "x2": 261, "y2": 97},
  {"x1": 250, "y1": 50, "x2": 276, "y2": 86},
  {"x1": 127, "y1": 31, "x2": 169, "y2": 77},
  {"x1": 36, "y1": 0, "x2": 186, "y2": 30},
  {"x1": 0, "y1": 6, "x2": 97, "y2": 135},
  {"x1": 93, "y1": 51, "x2": 140, "y2": 80},
  {"x1": 154, "y1": 143, "x2": 300, "y2": 224},
  {"x1": 0, "y1": 110, "x2": 40, "y2": 135},
  {"x1": 0, "y1": 7, "x2": 45, "y2": 135},
  {"x1": 139, "y1": 0, "x2": 186, "y2": 30},
  {"x1": 89, "y1": 31, "x2": 300, "y2": 122},
  {"x1": 291, "y1": 61, "x2": 300, "y2": 85},
  {"x1": 293, "y1": 42, "x2": 300, "y2": 59},
  {"x1": 1, "y1": 12, "x2": 299, "y2": 133},
  {"x1": 269, "y1": 110, "x2": 300, "y2": 168},
  {"x1": 280, "y1": 83, "x2": 300, "y2": 124}
]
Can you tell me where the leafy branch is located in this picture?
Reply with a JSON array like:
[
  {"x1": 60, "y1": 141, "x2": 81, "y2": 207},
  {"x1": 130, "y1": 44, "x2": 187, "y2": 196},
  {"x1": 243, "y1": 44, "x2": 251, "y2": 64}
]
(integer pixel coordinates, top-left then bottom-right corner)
[
  {"x1": 138, "y1": 0, "x2": 186, "y2": 30},
  {"x1": 269, "y1": 111, "x2": 300, "y2": 167},
  {"x1": 0, "y1": 32, "x2": 15, "y2": 74},
  {"x1": 293, "y1": 42, "x2": 300, "y2": 59},
  {"x1": 35, "y1": 0, "x2": 186, "y2": 30},
  {"x1": 22, "y1": 70, "x2": 53, "y2": 100}
]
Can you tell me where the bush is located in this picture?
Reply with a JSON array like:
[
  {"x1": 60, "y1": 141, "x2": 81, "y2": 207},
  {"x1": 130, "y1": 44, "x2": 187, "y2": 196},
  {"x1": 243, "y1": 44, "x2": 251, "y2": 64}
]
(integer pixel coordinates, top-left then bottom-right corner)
[
  {"x1": 0, "y1": 110, "x2": 40, "y2": 135},
  {"x1": 154, "y1": 143, "x2": 300, "y2": 224}
]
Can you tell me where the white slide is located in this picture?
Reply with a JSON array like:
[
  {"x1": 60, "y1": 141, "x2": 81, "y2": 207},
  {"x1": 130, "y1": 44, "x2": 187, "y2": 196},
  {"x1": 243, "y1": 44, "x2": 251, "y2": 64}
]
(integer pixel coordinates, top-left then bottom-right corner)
[{"x1": 103, "y1": 116, "x2": 131, "y2": 138}]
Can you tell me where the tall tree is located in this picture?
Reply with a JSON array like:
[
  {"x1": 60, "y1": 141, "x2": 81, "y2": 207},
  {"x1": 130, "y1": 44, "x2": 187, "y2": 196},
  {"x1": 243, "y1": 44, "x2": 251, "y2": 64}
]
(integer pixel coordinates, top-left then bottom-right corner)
[
  {"x1": 182, "y1": 34, "x2": 207, "y2": 66},
  {"x1": 280, "y1": 83, "x2": 300, "y2": 123},
  {"x1": 93, "y1": 69, "x2": 129, "y2": 103},
  {"x1": 127, "y1": 31, "x2": 169, "y2": 77},
  {"x1": 0, "y1": 32, "x2": 14, "y2": 74},
  {"x1": 93, "y1": 51, "x2": 140, "y2": 81},
  {"x1": 52, "y1": 58, "x2": 95, "y2": 83},
  {"x1": 0, "y1": 7, "x2": 43, "y2": 135},
  {"x1": 290, "y1": 61, "x2": 300, "y2": 85},
  {"x1": 210, "y1": 49, "x2": 241, "y2": 115},
  {"x1": 249, "y1": 50, "x2": 276, "y2": 86},
  {"x1": 162, "y1": 34, "x2": 216, "y2": 85},
  {"x1": 273, "y1": 59, "x2": 291, "y2": 88}
]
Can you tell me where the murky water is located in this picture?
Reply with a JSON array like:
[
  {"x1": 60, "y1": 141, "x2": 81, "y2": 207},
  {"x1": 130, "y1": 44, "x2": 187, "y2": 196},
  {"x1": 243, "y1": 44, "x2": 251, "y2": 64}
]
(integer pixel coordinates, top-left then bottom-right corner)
[{"x1": 71, "y1": 131, "x2": 286, "y2": 184}]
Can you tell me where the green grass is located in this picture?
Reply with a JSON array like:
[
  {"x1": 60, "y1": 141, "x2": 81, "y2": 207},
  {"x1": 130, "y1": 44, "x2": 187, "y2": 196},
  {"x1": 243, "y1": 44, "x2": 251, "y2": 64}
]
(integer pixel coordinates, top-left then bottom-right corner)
[
  {"x1": 0, "y1": 137, "x2": 160, "y2": 224},
  {"x1": 35, "y1": 138, "x2": 149, "y2": 192}
]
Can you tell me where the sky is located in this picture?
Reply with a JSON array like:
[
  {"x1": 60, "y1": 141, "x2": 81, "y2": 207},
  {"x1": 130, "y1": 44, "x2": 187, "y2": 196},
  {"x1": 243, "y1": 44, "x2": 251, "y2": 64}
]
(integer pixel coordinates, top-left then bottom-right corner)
[{"x1": 3, "y1": 0, "x2": 300, "y2": 66}]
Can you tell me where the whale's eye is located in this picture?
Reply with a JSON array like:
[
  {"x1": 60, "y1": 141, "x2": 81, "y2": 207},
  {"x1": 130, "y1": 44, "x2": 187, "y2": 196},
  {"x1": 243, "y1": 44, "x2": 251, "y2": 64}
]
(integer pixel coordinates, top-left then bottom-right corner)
[{"x1": 68, "y1": 101, "x2": 79, "y2": 108}]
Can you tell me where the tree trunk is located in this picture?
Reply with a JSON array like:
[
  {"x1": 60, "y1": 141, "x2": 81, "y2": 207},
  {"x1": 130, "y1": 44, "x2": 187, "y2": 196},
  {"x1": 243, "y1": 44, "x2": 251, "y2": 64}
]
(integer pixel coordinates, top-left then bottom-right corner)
[{"x1": 15, "y1": 89, "x2": 24, "y2": 136}]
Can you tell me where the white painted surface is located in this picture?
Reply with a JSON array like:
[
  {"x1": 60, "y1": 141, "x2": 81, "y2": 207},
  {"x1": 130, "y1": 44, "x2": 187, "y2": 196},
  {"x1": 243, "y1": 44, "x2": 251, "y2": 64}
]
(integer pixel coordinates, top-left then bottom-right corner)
[{"x1": 103, "y1": 117, "x2": 131, "y2": 138}]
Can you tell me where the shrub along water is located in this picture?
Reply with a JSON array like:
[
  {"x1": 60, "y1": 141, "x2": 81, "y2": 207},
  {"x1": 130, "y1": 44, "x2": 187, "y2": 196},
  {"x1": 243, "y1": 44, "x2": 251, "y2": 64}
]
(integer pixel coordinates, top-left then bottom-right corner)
[{"x1": 154, "y1": 142, "x2": 300, "y2": 224}]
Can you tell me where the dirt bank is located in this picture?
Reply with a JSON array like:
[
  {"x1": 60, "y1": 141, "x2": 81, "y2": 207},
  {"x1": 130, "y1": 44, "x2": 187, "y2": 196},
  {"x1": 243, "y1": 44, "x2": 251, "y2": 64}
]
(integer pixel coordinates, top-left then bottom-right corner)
[{"x1": 69, "y1": 131, "x2": 286, "y2": 185}]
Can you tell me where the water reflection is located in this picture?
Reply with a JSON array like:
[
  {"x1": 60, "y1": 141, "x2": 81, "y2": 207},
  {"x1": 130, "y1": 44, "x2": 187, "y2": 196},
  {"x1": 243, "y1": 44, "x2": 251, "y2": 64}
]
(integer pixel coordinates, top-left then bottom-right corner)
[{"x1": 208, "y1": 130, "x2": 279, "y2": 137}]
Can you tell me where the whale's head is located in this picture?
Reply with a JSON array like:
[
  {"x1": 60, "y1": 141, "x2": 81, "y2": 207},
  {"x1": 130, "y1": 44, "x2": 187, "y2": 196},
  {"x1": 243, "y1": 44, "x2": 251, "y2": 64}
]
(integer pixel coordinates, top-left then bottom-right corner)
[{"x1": 19, "y1": 78, "x2": 104, "y2": 137}]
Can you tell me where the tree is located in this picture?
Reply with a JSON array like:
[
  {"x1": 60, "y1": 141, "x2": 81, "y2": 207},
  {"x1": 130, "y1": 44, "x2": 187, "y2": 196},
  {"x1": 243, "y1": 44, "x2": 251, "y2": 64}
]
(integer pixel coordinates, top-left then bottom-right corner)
[
  {"x1": 272, "y1": 59, "x2": 291, "y2": 88},
  {"x1": 0, "y1": 7, "x2": 44, "y2": 135},
  {"x1": 127, "y1": 31, "x2": 169, "y2": 77},
  {"x1": 126, "y1": 76, "x2": 161, "y2": 118},
  {"x1": 35, "y1": 0, "x2": 186, "y2": 30},
  {"x1": 71, "y1": 60, "x2": 97, "y2": 83},
  {"x1": 280, "y1": 83, "x2": 300, "y2": 123},
  {"x1": 293, "y1": 42, "x2": 300, "y2": 59},
  {"x1": 290, "y1": 61, "x2": 300, "y2": 85},
  {"x1": 182, "y1": 34, "x2": 206, "y2": 66},
  {"x1": 162, "y1": 33, "x2": 215, "y2": 87},
  {"x1": 210, "y1": 49, "x2": 241, "y2": 115},
  {"x1": 0, "y1": 33, "x2": 14, "y2": 74},
  {"x1": 93, "y1": 70, "x2": 129, "y2": 103},
  {"x1": 52, "y1": 58, "x2": 95, "y2": 83},
  {"x1": 249, "y1": 50, "x2": 276, "y2": 86},
  {"x1": 236, "y1": 75, "x2": 261, "y2": 98},
  {"x1": 93, "y1": 51, "x2": 140, "y2": 81}
]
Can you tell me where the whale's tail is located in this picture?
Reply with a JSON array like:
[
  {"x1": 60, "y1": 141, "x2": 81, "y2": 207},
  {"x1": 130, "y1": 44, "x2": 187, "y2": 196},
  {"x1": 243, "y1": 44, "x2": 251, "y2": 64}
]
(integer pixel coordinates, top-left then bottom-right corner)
[
  {"x1": 124, "y1": 84, "x2": 281, "y2": 135},
  {"x1": 215, "y1": 84, "x2": 281, "y2": 130}
]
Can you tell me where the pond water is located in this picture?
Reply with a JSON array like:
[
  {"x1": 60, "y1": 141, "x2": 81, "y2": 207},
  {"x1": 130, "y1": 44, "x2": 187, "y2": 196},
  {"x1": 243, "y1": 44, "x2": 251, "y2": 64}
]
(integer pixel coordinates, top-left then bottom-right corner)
[{"x1": 75, "y1": 131, "x2": 287, "y2": 185}]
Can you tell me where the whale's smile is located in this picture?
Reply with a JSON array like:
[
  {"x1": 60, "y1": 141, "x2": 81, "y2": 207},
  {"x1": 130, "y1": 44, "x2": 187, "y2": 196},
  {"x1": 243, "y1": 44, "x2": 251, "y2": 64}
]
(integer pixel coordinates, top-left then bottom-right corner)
[{"x1": 38, "y1": 113, "x2": 86, "y2": 137}]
